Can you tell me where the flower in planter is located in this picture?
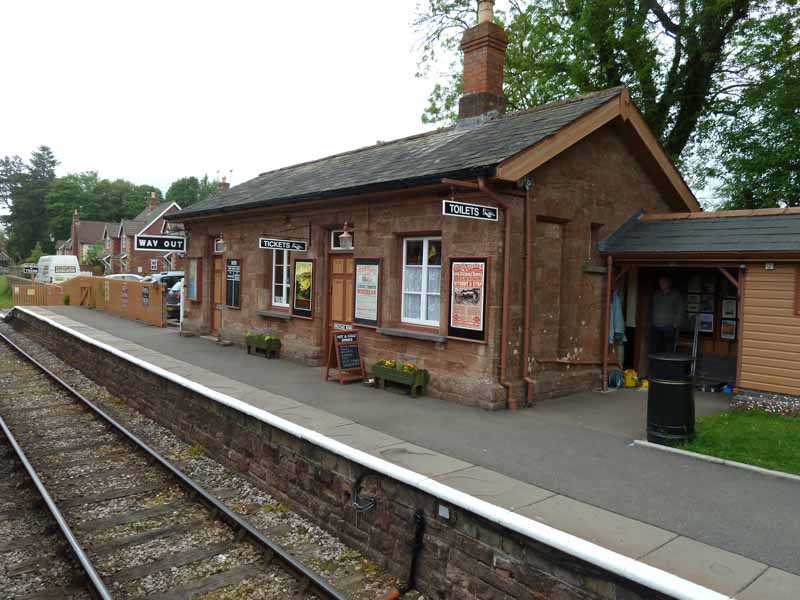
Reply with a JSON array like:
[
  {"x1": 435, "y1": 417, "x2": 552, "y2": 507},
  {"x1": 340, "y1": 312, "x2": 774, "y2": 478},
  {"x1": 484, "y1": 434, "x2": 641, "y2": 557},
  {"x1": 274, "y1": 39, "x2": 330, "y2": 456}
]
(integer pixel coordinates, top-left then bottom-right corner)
[
  {"x1": 402, "y1": 362, "x2": 418, "y2": 373},
  {"x1": 377, "y1": 359, "x2": 396, "y2": 368}
]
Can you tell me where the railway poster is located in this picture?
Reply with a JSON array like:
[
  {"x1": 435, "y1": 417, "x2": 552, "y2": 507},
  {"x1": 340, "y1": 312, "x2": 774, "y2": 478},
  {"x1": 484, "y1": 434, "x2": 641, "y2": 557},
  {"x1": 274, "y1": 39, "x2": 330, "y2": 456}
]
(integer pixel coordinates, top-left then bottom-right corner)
[
  {"x1": 449, "y1": 258, "x2": 487, "y2": 341},
  {"x1": 354, "y1": 259, "x2": 380, "y2": 326}
]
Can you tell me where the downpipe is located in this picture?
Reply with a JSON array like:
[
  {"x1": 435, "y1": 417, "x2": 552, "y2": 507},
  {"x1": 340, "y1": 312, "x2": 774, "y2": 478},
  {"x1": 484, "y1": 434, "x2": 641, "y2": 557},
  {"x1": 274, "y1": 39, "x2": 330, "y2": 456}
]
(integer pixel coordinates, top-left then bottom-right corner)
[{"x1": 382, "y1": 509, "x2": 426, "y2": 600}]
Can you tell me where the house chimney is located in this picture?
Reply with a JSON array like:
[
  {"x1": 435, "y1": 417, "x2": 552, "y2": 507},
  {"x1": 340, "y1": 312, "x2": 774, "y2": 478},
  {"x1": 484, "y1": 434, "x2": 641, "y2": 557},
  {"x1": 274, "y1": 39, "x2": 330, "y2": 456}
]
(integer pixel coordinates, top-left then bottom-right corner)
[
  {"x1": 71, "y1": 210, "x2": 80, "y2": 260},
  {"x1": 459, "y1": 0, "x2": 508, "y2": 120},
  {"x1": 149, "y1": 191, "x2": 158, "y2": 210},
  {"x1": 218, "y1": 176, "x2": 230, "y2": 193}
]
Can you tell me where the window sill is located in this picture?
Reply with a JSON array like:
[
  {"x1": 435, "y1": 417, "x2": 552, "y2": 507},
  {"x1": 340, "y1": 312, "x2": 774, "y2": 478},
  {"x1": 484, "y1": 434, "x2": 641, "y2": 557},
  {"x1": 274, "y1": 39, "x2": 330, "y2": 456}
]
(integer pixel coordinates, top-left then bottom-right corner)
[
  {"x1": 377, "y1": 327, "x2": 446, "y2": 344},
  {"x1": 257, "y1": 310, "x2": 292, "y2": 321}
]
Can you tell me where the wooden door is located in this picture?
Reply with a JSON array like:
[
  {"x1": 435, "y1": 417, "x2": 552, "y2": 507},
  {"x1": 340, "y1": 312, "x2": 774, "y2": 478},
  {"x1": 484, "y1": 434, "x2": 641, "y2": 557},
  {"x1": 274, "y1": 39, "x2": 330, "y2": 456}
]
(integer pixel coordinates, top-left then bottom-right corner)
[
  {"x1": 328, "y1": 254, "x2": 355, "y2": 329},
  {"x1": 211, "y1": 255, "x2": 223, "y2": 336}
]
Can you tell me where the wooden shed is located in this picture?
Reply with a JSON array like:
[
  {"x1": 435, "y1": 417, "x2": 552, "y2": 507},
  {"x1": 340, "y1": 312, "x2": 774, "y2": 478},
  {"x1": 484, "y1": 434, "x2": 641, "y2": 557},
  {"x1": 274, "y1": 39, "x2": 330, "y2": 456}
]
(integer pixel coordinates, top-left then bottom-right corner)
[{"x1": 600, "y1": 208, "x2": 800, "y2": 398}]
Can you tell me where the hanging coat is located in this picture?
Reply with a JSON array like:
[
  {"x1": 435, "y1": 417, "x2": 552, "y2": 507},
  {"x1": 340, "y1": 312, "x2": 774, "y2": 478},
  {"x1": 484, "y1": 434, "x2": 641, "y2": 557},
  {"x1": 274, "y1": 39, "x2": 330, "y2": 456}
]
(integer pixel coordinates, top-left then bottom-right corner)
[{"x1": 609, "y1": 289, "x2": 627, "y2": 343}]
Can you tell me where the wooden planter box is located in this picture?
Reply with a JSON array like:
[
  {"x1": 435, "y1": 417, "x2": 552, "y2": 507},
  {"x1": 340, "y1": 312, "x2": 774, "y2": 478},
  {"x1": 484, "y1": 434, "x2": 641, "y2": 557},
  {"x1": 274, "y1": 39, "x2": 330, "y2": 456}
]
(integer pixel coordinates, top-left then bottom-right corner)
[
  {"x1": 246, "y1": 336, "x2": 281, "y2": 359},
  {"x1": 372, "y1": 364, "x2": 429, "y2": 397}
]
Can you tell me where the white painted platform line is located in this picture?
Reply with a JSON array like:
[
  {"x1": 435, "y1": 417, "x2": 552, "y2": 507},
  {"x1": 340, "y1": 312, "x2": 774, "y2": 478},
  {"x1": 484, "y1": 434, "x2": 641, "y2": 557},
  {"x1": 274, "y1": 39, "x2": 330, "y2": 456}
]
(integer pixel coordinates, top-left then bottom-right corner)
[{"x1": 12, "y1": 306, "x2": 732, "y2": 600}]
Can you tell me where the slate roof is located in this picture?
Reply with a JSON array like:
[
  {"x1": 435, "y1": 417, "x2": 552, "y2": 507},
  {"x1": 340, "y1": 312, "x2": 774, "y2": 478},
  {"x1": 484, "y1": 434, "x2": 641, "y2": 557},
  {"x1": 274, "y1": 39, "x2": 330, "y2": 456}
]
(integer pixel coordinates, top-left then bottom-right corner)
[
  {"x1": 120, "y1": 201, "x2": 176, "y2": 236},
  {"x1": 600, "y1": 211, "x2": 800, "y2": 254},
  {"x1": 104, "y1": 222, "x2": 119, "y2": 238},
  {"x1": 75, "y1": 220, "x2": 107, "y2": 244},
  {"x1": 174, "y1": 88, "x2": 623, "y2": 219}
]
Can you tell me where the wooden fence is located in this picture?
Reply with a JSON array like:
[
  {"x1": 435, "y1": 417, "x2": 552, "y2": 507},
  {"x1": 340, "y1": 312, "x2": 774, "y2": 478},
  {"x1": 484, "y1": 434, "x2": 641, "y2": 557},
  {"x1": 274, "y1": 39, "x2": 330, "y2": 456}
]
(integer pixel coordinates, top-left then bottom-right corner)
[{"x1": 10, "y1": 276, "x2": 166, "y2": 327}]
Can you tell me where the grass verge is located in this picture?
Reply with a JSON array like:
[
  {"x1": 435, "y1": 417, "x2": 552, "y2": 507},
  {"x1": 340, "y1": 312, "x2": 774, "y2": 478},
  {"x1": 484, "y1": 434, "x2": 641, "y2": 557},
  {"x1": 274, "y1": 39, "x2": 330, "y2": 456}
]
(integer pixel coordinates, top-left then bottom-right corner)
[
  {"x1": 0, "y1": 276, "x2": 13, "y2": 309},
  {"x1": 681, "y1": 410, "x2": 800, "y2": 476}
]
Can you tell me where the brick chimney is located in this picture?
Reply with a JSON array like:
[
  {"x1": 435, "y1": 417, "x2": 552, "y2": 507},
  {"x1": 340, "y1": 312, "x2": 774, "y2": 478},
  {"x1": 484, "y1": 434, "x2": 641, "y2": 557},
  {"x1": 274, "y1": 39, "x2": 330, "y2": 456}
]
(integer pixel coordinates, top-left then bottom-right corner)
[
  {"x1": 218, "y1": 176, "x2": 230, "y2": 193},
  {"x1": 149, "y1": 191, "x2": 158, "y2": 211},
  {"x1": 71, "y1": 210, "x2": 80, "y2": 259},
  {"x1": 459, "y1": 0, "x2": 508, "y2": 120}
]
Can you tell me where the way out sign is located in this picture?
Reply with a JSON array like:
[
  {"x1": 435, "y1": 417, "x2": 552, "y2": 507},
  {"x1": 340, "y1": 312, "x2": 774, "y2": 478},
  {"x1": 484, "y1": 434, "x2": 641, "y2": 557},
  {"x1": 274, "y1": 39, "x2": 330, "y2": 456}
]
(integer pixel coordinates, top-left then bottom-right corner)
[
  {"x1": 135, "y1": 235, "x2": 186, "y2": 252},
  {"x1": 442, "y1": 200, "x2": 498, "y2": 222}
]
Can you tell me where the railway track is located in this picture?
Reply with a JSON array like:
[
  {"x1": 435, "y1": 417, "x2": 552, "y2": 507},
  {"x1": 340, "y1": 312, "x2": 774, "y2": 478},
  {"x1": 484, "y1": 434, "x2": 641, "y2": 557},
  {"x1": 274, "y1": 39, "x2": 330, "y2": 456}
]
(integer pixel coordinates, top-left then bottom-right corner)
[{"x1": 0, "y1": 330, "x2": 349, "y2": 600}]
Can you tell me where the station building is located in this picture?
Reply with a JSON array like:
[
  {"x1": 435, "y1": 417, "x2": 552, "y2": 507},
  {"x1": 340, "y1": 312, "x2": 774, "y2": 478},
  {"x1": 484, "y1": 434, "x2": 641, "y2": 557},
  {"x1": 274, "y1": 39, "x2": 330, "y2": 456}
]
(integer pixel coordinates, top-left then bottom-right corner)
[{"x1": 168, "y1": 3, "x2": 702, "y2": 409}]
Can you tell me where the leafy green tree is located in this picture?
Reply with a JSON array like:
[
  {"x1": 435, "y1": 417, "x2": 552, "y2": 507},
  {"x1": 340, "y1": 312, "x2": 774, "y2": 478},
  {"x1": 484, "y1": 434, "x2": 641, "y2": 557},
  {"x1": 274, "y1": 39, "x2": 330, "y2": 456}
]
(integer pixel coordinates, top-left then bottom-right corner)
[
  {"x1": 24, "y1": 241, "x2": 44, "y2": 264},
  {"x1": 414, "y1": 0, "x2": 796, "y2": 205},
  {"x1": 1, "y1": 146, "x2": 57, "y2": 259},
  {"x1": 166, "y1": 174, "x2": 219, "y2": 206},
  {"x1": 44, "y1": 172, "x2": 97, "y2": 242},
  {"x1": 84, "y1": 241, "x2": 105, "y2": 268},
  {"x1": 696, "y1": 9, "x2": 800, "y2": 208}
]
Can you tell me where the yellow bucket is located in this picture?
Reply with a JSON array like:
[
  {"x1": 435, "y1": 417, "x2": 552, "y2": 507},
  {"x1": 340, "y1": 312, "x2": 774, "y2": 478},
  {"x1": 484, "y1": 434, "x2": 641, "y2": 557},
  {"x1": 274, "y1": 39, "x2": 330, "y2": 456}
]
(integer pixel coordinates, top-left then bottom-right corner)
[{"x1": 623, "y1": 369, "x2": 638, "y2": 388}]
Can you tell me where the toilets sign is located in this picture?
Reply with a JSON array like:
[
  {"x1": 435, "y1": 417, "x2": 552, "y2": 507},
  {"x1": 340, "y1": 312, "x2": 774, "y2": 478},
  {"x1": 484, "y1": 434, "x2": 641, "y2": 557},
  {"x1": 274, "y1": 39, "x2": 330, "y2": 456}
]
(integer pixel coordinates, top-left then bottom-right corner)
[
  {"x1": 442, "y1": 200, "x2": 498, "y2": 222},
  {"x1": 134, "y1": 234, "x2": 186, "y2": 252}
]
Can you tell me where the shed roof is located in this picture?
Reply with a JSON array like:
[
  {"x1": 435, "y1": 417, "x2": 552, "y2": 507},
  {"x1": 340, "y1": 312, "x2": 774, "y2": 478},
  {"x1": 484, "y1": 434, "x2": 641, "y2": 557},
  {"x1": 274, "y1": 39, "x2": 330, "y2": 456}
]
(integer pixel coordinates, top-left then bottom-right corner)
[
  {"x1": 175, "y1": 88, "x2": 648, "y2": 219},
  {"x1": 600, "y1": 209, "x2": 800, "y2": 255}
]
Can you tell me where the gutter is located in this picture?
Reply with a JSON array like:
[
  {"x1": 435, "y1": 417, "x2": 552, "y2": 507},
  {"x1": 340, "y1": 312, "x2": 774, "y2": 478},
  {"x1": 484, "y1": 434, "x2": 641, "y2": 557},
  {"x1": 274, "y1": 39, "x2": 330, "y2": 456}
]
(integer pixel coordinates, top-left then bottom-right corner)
[{"x1": 9, "y1": 306, "x2": 731, "y2": 600}]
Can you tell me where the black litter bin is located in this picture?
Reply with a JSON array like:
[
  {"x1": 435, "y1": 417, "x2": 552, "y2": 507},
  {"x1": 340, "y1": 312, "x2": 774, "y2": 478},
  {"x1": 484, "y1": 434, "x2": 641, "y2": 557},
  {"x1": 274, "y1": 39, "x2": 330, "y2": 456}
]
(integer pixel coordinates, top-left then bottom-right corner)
[{"x1": 647, "y1": 353, "x2": 695, "y2": 445}]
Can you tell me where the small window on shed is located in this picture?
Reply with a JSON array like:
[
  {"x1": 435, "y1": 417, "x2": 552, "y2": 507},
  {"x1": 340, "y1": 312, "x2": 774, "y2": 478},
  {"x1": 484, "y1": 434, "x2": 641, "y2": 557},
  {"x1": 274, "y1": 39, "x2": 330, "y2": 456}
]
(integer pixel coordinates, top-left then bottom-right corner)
[{"x1": 213, "y1": 237, "x2": 226, "y2": 254}]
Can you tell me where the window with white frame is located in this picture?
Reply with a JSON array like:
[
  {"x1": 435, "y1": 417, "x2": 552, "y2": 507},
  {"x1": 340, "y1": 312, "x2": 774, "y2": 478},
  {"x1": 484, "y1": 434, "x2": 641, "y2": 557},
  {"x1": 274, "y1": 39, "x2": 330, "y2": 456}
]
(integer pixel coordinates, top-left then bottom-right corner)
[
  {"x1": 150, "y1": 258, "x2": 158, "y2": 271},
  {"x1": 330, "y1": 230, "x2": 355, "y2": 250},
  {"x1": 272, "y1": 250, "x2": 290, "y2": 307},
  {"x1": 213, "y1": 237, "x2": 226, "y2": 253},
  {"x1": 402, "y1": 237, "x2": 441, "y2": 326}
]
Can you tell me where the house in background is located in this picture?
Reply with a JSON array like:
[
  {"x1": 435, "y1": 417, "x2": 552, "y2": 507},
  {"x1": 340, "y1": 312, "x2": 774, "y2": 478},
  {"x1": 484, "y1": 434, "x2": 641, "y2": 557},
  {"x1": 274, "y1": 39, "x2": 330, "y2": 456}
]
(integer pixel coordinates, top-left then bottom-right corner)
[
  {"x1": 69, "y1": 210, "x2": 107, "y2": 265},
  {"x1": 112, "y1": 193, "x2": 183, "y2": 275}
]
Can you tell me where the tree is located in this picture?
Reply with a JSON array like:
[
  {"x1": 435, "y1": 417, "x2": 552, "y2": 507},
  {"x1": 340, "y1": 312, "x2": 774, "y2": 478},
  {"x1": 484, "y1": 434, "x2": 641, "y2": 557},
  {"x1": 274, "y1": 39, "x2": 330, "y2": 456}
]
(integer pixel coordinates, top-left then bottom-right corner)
[
  {"x1": 44, "y1": 172, "x2": 97, "y2": 243},
  {"x1": 84, "y1": 241, "x2": 105, "y2": 268},
  {"x1": 696, "y1": 8, "x2": 800, "y2": 208},
  {"x1": 0, "y1": 146, "x2": 58, "y2": 259},
  {"x1": 24, "y1": 241, "x2": 44, "y2": 265},
  {"x1": 414, "y1": 0, "x2": 796, "y2": 203},
  {"x1": 166, "y1": 174, "x2": 219, "y2": 206}
]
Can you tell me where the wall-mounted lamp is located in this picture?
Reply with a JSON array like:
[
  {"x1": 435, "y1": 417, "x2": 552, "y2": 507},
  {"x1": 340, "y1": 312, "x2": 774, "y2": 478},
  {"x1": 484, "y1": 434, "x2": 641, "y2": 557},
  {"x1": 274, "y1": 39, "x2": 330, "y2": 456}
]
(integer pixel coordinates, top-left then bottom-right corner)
[{"x1": 339, "y1": 222, "x2": 353, "y2": 250}]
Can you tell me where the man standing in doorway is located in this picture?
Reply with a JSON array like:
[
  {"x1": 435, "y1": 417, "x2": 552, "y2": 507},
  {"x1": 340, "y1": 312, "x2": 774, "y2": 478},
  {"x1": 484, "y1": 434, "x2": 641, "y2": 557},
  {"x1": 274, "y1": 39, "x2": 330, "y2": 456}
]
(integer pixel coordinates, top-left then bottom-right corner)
[{"x1": 651, "y1": 276, "x2": 683, "y2": 353}]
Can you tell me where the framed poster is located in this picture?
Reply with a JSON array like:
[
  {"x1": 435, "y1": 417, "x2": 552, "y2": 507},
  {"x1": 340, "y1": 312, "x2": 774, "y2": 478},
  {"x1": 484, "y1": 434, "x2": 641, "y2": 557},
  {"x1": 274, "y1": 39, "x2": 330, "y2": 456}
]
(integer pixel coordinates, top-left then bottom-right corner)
[
  {"x1": 448, "y1": 258, "x2": 487, "y2": 341},
  {"x1": 687, "y1": 293, "x2": 700, "y2": 304},
  {"x1": 187, "y1": 258, "x2": 201, "y2": 302},
  {"x1": 721, "y1": 319, "x2": 737, "y2": 340},
  {"x1": 698, "y1": 312, "x2": 714, "y2": 334},
  {"x1": 225, "y1": 258, "x2": 241, "y2": 308},
  {"x1": 354, "y1": 258, "x2": 380, "y2": 326},
  {"x1": 721, "y1": 298, "x2": 737, "y2": 319},
  {"x1": 292, "y1": 259, "x2": 313, "y2": 318}
]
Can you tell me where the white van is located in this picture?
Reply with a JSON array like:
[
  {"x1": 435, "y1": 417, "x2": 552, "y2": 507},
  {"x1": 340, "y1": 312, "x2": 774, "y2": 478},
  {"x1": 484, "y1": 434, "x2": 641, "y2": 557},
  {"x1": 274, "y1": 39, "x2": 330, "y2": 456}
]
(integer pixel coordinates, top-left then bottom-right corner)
[{"x1": 35, "y1": 255, "x2": 81, "y2": 284}]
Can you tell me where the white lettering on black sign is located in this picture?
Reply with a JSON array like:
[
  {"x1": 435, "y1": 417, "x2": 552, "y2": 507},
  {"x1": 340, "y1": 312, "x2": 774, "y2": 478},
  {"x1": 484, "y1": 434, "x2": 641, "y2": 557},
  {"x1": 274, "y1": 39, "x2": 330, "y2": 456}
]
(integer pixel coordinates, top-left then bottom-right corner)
[
  {"x1": 135, "y1": 235, "x2": 186, "y2": 252},
  {"x1": 258, "y1": 237, "x2": 308, "y2": 252},
  {"x1": 442, "y1": 200, "x2": 498, "y2": 222},
  {"x1": 23, "y1": 263, "x2": 39, "y2": 274}
]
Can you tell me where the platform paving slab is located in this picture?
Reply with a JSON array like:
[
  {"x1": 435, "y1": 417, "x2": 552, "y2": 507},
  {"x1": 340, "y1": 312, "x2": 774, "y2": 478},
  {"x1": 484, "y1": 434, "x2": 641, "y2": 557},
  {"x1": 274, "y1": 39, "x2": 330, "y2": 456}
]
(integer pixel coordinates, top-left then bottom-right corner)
[
  {"x1": 435, "y1": 465, "x2": 555, "y2": 510},
  {"x1": 22, "y1": 307, "x2": 800, "y2": 598},
  {"x1": 736, "y1": 567, "x2": 800, "y2": 600},
  {"x1": 272, "y1": 404, "x2": 355, "y2": 432},
  {"x1": 516, "y1": 494, "x2": 678, "y2": 560},
  {"x1": 642, "y1": 536, "x2": 767, "y2": 596},
  {"x1": 322, "y1": 423, "x2": 405, "y2": 453}
]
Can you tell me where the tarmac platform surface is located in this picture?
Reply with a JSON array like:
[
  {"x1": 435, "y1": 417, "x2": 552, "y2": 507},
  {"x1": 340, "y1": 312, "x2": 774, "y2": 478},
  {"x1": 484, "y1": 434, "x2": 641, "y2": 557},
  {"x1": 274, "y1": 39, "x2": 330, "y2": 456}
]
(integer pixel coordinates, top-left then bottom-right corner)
[{"x1": 24, "y1": 306, "x2": 800, "y2": 598}]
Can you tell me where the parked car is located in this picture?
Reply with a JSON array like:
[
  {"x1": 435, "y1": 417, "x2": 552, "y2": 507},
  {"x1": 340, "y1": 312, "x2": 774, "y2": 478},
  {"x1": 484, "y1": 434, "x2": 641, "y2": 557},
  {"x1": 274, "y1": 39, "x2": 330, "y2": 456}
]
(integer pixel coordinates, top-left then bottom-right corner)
[
  {"x1": 34, "y1": 255, "x2": 80, "y2": 284},
  {"x1": 105, "y1": 273, "x2": 144, "y2": 281},
  {"x1": 165, "y1": 279, "x2": 182, "y2": 319},
  {"x1": 143, "y1": 271, "x2": 184, "y2": 289}
]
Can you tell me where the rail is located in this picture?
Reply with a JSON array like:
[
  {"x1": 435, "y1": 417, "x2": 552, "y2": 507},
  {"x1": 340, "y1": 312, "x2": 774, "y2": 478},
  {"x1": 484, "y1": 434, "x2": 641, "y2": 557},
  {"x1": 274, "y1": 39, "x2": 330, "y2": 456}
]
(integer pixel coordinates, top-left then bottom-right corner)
[
  {"x1": 0, "y1": 329, "x2": 348, "y2": 600},
  {"x1": 0, "y1": 415, "x2": 113, "y2": 600}
]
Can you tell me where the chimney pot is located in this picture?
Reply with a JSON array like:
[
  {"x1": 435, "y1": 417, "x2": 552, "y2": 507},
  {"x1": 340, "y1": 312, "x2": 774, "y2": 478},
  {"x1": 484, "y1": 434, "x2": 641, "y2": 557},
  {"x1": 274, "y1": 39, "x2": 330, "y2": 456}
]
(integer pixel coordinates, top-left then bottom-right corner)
[
  {"x1": 478, "y1": 0, "x2": 494, "y2": 23},
  {"x1": 218, "y1": 176, "x2": 231, "y2": 192},
  {"x1": 149, "y1": 191, "x2": 158, "y2": 210}
]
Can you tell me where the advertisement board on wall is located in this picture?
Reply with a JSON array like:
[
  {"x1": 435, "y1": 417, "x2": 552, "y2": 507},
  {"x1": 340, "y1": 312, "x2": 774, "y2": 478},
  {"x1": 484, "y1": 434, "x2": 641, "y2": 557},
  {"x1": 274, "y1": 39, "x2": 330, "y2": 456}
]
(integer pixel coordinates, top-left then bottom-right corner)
[
  {"x1": 448, "y1": 258, "x2": 487, "y2": 341},
  {"x1": 354, "y1": 259, "x2": 380, "y2": 326}
]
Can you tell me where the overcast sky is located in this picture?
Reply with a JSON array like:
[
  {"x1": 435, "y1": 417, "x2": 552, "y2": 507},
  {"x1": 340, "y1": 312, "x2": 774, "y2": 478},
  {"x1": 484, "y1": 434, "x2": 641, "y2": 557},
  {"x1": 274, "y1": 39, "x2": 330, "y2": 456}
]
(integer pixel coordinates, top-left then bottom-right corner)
[{"x1": 0, "y1": 0, "x2": 472, "y2": 193}]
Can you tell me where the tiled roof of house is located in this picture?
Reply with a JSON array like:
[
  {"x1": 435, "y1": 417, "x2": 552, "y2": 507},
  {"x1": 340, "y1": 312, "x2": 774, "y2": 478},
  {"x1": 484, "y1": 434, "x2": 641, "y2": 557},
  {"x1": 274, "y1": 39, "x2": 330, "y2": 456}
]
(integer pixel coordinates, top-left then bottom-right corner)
[
  {"x1": 121, "y1": 201, "x2": 176, "y2": 235},
  {"x1": 175, "y1": 88, "x2": 624, "y2": 219},
  {"x1": 600, "y1": 209, "x2": 800, "y2": 254},
  {"x1": 75, "y1": 220, "x2": 107, "y2": 244}
]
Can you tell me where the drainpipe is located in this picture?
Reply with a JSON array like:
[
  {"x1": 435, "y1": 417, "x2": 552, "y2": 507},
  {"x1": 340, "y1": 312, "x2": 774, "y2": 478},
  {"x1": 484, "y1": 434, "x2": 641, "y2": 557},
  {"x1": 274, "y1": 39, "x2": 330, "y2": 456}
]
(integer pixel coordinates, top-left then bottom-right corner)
[
  {"x1": 522, "y1": 181, "x2": 535, "y2": 405},
  {"x1": 477, "y1": 177, "x2": 515, "y2": 410},
  {"x1": 602, "y1": 254, "x2": 613, "y2": 392}
]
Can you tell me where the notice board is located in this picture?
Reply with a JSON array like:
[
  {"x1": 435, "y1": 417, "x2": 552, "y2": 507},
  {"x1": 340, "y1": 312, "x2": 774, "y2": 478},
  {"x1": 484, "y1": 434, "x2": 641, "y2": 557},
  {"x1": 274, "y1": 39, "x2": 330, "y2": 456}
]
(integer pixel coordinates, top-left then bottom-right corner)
[
  {"x1": 226, "y1": 258, "x2": 241, "y2": 308},
  {"x1": 325, "y1": 329, "x2": 365, "y2": 383},
  {"x1": 448, "y1": 257, "x2": 487, "y2": 341}
]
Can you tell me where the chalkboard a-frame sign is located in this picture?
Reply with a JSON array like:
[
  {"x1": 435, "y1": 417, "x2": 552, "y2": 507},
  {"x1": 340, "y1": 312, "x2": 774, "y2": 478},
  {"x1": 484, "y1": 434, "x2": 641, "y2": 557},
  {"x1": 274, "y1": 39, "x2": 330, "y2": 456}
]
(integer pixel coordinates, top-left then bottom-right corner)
[{"x1": 325, "y1": 330, "x2": 366, "y2": 384}]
